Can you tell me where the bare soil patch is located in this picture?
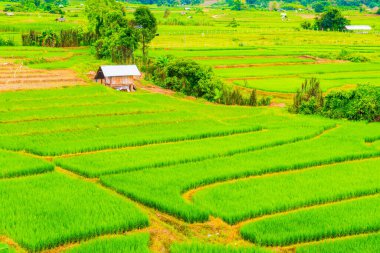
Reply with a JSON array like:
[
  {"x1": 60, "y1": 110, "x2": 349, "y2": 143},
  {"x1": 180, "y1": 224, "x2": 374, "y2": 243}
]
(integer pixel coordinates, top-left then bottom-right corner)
[{"x1": 0, "y1": 63, "x2": 86, "y2": 92}]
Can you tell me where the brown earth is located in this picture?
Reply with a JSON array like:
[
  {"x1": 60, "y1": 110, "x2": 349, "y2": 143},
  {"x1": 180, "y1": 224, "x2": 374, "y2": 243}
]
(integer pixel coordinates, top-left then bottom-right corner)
[{"x1": 0, "y1": 63, "x2": 86, "y2": 92}]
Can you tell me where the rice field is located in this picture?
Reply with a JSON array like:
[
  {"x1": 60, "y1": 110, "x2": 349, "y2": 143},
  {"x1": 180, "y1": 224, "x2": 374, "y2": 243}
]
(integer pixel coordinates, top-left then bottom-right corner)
[
  {"x1": 1, "y1": 3, "x2": 380, "y2": 253},
  {"x1": 62, "y1": 233, "x2": 151, "y2": 253},
  {"x1": 0, "y1": 150, "x2": 53, "y2": 178},
  {"x1": 240, "y1": 194, "x2": 380, "y2": 246},
  {"x1": 297, "y1": 233, "x2": 380, "y2": 253},
  {"x1": 0, "y1": 172, "x2": 148, "y2": 252}
]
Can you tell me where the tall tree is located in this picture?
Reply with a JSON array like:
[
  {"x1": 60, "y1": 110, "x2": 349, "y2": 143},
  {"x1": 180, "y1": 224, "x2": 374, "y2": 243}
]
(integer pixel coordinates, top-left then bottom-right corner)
[
  {"x1": 133, "y1": 6, "x2": 157, "y2": 64},
  {"x1": 314, "y1": 7, "x2": 350, "y2": 31},
  {"x1": 86, "y1": 0, "x2": 138, "y2": 64}
]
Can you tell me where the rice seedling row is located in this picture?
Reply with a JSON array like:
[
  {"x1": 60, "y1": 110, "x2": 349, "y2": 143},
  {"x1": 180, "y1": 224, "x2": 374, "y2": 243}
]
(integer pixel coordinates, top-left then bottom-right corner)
[
  {"x1": 0, "y1": 150, "x2": 53, "y2": 178},
  {"x1": 100, "y1": 123, "x2": 380, "y2": 223},
  {"x1": 0, "y1": 117, "x2": 266, "y2": 156},
  {"x1": 0, "y1": 172, "x2": 148, "y2": 252},
  {"x1": 240, "y1": 194, "x2": 380, "y2": 246},
  {"x1": 297, "y1": 232, "x2": 380, "y2": 253},
  {"x1": 0, "y1": 100, "x2": 169, "y2": 123},
  {"x1": 63, "y1": 233, "x2": 151, "y2": 253},
  {"x1": 192, "y1": 158, "x2": 380, "y2": 224},
  {"x1": 55, "y1": 122, "x2": 332, "y2": 177},
  {"x1": 0, "y1": 111, "x2": 202, "y2": 137}
]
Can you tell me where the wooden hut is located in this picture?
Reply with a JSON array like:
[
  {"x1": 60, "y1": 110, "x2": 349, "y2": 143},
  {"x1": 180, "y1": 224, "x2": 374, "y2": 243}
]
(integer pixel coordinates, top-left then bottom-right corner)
[{"x1": 94, "y1": 65, "x2": 141, "y2": 91}]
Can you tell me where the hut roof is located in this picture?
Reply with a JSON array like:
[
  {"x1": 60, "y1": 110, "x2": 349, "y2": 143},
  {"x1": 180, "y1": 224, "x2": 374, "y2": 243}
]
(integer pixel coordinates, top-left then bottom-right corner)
[
  {"x1": 345, "y1": 25, "x2": 372, "y2": 31},
  {"x1": 99, "y1": 65, "x2": 141, "y2": 78}
]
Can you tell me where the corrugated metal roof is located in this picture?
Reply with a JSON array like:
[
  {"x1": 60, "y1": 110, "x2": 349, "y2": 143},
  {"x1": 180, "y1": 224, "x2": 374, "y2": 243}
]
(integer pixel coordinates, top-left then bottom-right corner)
[
  {"x1": 345, "y1": 25, "x2": 372, "y2": 30},
  {"x1": 101, "y1": 65, "x2": 141, "y2": 77}
]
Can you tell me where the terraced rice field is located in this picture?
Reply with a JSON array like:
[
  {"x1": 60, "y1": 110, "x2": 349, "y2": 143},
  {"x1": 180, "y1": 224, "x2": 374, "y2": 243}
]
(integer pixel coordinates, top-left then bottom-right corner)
[
  {"x1": 1, "y1": 4, "x2": 380, "y2": 253},
  {"x1": 1, "y1": 84, "x2": 379, "y2": 252}
]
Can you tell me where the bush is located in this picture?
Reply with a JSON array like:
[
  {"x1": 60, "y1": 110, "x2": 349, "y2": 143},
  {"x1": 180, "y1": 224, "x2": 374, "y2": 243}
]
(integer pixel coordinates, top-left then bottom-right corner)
[
  {"x1": 323, "y1": 85, "x2": 380, "y2": 121},
  {"x1": 148, "y1": 56, "x2": 271, "y2": 107},
  {"x1": 149, "y1": 56, "x2": 223, "y2": 102},
  {"x1": 290, "y1": 79, "x2": 380, "y2": 122},
  {"x1": 336, "y1": 49, "x2": 370, "y2": 63},
  {"x1": 289, "y1": 78, "x2": 324, "y2": 114},
  {"x1": 0, "y1": 37, "x2": 15, "y2": 46},
  {"x1": 300, "y1": 21, "x2": 312, "y2": 30},
  {"x1": 314, "y1": 8, "x2": 350, "y2": 31}
]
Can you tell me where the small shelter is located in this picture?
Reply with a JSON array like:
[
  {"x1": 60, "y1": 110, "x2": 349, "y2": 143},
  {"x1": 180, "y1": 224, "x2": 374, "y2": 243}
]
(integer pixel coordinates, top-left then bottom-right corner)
[
  {"x1": 281, "y1": 13, "x2": 288, "y2": 21},
  {"x1": 95, "y1": 65, "x2": 141, "y2": 91},
  {"x1": 345, "y1": 25, "x2": 372, "y2": 33},
  {"x1": 5, "y1": 12, "x2": 14, "y2": 16},
  {"x1": 56, "y1": 17, "x2": 66, "y2": 22}
]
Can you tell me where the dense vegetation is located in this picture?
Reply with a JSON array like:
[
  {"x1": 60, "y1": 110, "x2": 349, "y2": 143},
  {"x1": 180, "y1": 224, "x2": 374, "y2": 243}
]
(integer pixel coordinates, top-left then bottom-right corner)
[
  {"x1": 148, "y1": 56, "x2": 269, "y2": 105},
  {"x1": 3, "y1": 0, "x2": 66, "y2": 14},
  {"x1": 291, "y1": 79, "x2": 380, "y2": 122},
  {"x1": 22, "y1": 29, "x2": 96, "y2": 47}
]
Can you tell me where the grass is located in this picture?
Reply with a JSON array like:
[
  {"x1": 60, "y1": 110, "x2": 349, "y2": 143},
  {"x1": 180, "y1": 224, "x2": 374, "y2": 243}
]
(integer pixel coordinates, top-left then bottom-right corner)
[
  {"x1": 63, "y1": 233, "x2": 151, "y2": 253},
  {"x1": 0, "y1": 172, "x2": 148, "y2": 251},
  {"x1": 0, "y1": 243, "x2": 15, "y2": 253},
  {"x1": 1, "y1": 118, "x2": 263, "y2": 155},
  {"x1": 192, "y1": 158, "x2": 380, "y2": 224},
  {"x1": 100, "y1": 122, "x2": 380, "y2": 223},
  {"x1": 0, "y1": 150, "x2": 53, "y2": 178},
  {"x1": 55, "y1": 121, "x2": 330, "y2": 177},
  {"x1": 297, "y1": 233, "x2": 380, "y2": 253},
  {"x1": 170, "y1": 242, "x2": 271, "y2": 253},
  {"x1": 0, "y1": 5, "x2": 379, "y2": 251},
  {"x1": 240, "y1": 194, "x2": 380, "y2": 246}
]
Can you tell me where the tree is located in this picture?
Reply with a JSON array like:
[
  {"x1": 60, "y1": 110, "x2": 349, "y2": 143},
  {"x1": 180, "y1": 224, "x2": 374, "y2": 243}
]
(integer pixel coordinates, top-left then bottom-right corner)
[
  {"x1": 133, "y1": 6, "x2": 157, "y2": 65},
  {"x1": 85, "y1": 0, "x2": 140, "y2": 64},
  {"x1": 314, "y1": 7, "x2": 350, "y2": 31},
  {"x1": 312, "y1": 2, "x2": 327, "y2": 13}
]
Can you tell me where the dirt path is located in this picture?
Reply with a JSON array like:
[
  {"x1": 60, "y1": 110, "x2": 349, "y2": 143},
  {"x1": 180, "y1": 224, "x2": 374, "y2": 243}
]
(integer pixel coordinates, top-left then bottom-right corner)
[{"x1": 0, "y1": 236, "x2": 26, "y2": 253}]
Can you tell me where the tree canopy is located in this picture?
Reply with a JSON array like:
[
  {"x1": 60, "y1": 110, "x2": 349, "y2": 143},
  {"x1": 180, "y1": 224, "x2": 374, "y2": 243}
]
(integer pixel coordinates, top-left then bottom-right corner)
[
  {"x1": 85, "y1": 0, "x2": 157, "y2": 64},
  {"x1": 314, "y1": 7, "x2": 350, "y2": 31}
]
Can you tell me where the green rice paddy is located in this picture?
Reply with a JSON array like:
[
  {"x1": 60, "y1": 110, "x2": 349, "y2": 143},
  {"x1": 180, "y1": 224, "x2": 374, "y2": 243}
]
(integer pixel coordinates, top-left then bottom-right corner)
[{"x1": 0, "y1": 2, "x2": 379, "y2": 253}]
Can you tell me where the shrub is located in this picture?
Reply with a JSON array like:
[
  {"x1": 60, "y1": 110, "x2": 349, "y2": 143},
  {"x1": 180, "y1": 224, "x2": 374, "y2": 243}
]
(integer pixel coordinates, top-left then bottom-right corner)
[
  {"x1": 0, "y1": 37, "x2": 15, "y2": 46},
  {"x1": 149, "y1": 56, "x2": 271, "y2": 107},
  {"x1": 149, "y1": 56, "x2": 223, "y2": 102},
  {"x1": 314, "y1": 8, "x2": 350, "y2": 31},
  {"x1": 323, "y1": 85, "x2": 380, "y2": 121},
  {"x1": 289, "y1": 78, "x2": 324, "y2": 114},
  {"x1": 337, "y1": 49, "x2": 370, "y2": 62},
  {"x1": 300, "y1": 21, "x2": 312, "y2": 30}
]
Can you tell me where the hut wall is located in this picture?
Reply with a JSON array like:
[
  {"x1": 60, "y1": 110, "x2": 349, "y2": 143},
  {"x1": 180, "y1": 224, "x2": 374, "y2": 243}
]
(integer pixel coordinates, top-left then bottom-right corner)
[{"x1": 105, "y1": 76, "x2": 135, "y2": 88}]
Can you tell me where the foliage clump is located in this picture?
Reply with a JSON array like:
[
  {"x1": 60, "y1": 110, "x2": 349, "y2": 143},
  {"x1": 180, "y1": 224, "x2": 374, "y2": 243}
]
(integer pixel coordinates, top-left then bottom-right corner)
[
  {"x1": 4, "y1": 0, "x2": 66, "y2": 14},
  {"x1": 148, "y1": 56, "x2": 271, "y2": 106},
  {"x1": 323, "y1": 85, "x2": 380, "y2": 122},
  {"x1": 289, "y1": 78, "x2": 324, "y2": 115},
  {"x1": 227, "y1": 18, "x2": 240, "y2": 27},
  {"x1": 22, "y1": 29, "x2": 96, "y2": 47},
  {"x1": 85, "y1": 0, "x2": 157, "y2": 64},
  {"x1": 314, "y1": 7, "x2": 350, "y2": 31},
  {"x1": 0, "y1": 37, "x2": 15, "y2": 46},
  {"x1": 290, "y1": 78, "x2": 380, "y2": 122}
]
